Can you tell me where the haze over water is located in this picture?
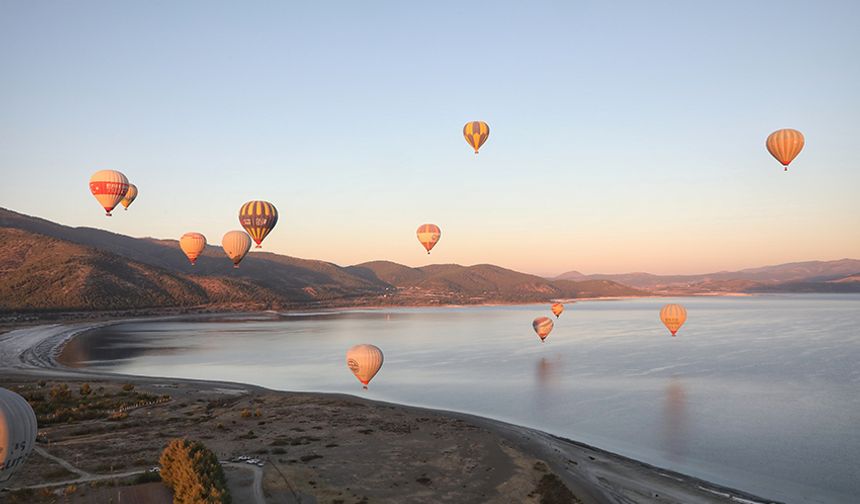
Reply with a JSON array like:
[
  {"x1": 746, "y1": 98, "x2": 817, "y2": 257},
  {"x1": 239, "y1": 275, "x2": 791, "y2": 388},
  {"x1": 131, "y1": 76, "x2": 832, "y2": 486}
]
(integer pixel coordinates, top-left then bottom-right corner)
[{"x1": 62, "y1": 295, "x2": 860, "y2": 503}]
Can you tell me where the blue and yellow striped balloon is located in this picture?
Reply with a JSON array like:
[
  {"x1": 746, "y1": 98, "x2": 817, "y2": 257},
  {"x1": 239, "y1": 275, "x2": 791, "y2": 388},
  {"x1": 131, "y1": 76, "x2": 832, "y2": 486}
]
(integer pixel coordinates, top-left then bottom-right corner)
[{"x1": 239, "y1": 200, "x2": 278, "y2": 248}]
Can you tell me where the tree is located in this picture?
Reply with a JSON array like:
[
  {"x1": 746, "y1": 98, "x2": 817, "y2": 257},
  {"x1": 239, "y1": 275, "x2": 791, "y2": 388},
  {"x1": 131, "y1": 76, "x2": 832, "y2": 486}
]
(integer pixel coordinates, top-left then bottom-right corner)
[{"x1": 159, "y1": 438, "x2": 231, "y2": 504}]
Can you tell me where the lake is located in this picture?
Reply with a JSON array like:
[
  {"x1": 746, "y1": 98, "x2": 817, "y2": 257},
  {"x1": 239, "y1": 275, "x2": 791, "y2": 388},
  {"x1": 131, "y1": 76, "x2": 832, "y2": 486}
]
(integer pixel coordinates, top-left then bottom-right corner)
[{"x1": 60, "y1": 295, "x2": 860, "y2": 504}]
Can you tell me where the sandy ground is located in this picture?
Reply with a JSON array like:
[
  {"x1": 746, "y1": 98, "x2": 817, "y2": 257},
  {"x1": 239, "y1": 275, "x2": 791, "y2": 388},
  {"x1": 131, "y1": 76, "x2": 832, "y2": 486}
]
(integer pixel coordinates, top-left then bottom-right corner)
[{"x1": 0, "y1": 321, "x2": 780, "y2": 504}]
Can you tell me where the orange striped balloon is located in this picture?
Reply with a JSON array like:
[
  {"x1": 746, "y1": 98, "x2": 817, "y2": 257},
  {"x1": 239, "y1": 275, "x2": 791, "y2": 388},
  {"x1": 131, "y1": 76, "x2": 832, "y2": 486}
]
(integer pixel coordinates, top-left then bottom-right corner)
[
  {"x1": 120, "y1": 184, "x2": 138, "y2": 210},
  {"x1": 239, "y1": 200, "x2": 278, "y2": 248},
  {"x1": 179, "y1": 232, "x2": 207, "y2": 265},
  {"x1": 551, "y1": 303, "x2": 564, "y2": 318},
  {"x1": 346, "y1": 344, "x2": 384, "y2": 389},
  {"x1": 766, "y1": 129, "x2": 804, "y2": 171},
  {"x1": 533, "y1": 316, "x2": 554, "y2": 342},
  {"x1": 89, "y1": 170, "x2": 129, "y2": 216},
  {"x1": 463, "y1": 121, "x2": 490, "y2": 154},
  {"x1": 222, "y1": 230, "x2": 252, "y2": 268},
  {"x1": 660, "y1": 304, "x2": 687, "y2": 336},
  {"x1": 416, "y1": 223, "x2": 441, "y2": 254}
]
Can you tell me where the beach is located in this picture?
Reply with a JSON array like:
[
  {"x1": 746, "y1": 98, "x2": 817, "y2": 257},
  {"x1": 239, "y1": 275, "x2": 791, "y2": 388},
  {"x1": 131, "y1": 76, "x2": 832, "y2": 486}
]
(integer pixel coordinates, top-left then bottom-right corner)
[{"x1": 0, "y1": 319, "x2": 779, "y2": 504}]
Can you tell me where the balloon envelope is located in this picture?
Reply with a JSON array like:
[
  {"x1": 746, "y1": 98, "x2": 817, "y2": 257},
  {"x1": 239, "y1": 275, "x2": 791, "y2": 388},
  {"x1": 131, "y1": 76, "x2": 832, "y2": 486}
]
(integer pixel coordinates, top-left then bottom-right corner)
[
  {"x1": 89, "y1": 170, "x2": 129, "y2": 216},
  {"x1": 120, "y1": 184, "x2": 138, "y2": 210},
  {"x1": 660, "y1": 304, "x2": 687, "y2": 336},
  {"x1": 551, "y1": 303, "x2": 564, "y2": 318},
  {"x1": 766, "y1": 129, "x2": 804, "y2": 170},
  {"x1": 346, "y1": 344, "x2": 384, "y2": 389},
  {"x1": 533, "y1": 316, "x2": 554, "y2": 342},
  {"x1": 180, "y1": 232, "x2": 207, "y2": 265},
  {"x1": 463, "y1": 121, "x2": 490, "y2": 154},
  {"x1": 0, "y1": 388, "x2": 38, "y2": 487},
  {"x1": 239, "y1": 201, "x2": 278, "y2": 248},
  {"x1": 416, "y1": 224, "x2": 441, "y2": 254},
  {"x1": 222, "y1": 231, "x2": 252, "y2": 267}
]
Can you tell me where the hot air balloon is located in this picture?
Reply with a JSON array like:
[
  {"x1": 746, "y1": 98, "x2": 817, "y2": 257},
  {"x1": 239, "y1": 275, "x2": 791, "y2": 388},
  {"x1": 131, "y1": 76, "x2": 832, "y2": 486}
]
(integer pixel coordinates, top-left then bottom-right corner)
[
  {"x1": 0, "y1": 388, "x2": 38, "y2": 488},
  {"x1": 551, "y1": 303, "x2": 564, "y2": 318},
  {"x1": 660, "y1": 304, "x2": 687, "y2": 336},
  {"x1": 416, "y1": 224, "x2": 441, "y2": 254},
  {"x1": 89, "y1": 170, "x2": 129, "y2": 216},
  {"x1": 463, "y1": 121, "x2": 490, "y2": 154},
  {"x1": 766, "y1": 129, "x2": 804, "y2": 171},
  {"x1": 533, "y1": 317, "x2": 554, "y2": 342},
  {"x1": 120, "y1": 184, "x2": 138, "y2": 210},
  {"x1": 179, "y1": 232, "x2": 207, "y2": 265},
  {"x1": 346, "y1": 344, "x2": 384, "y2": 389},
  {"x1": 222, "y1": 230, "x2": 252, "y2": 268},
  {"x1": 239, "y1": 201, "x2": 278, "y2": 248}
]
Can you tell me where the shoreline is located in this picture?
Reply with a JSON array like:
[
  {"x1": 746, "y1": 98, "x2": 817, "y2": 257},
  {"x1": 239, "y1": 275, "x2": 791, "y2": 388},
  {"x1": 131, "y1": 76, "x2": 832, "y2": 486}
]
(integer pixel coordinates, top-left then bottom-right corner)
[
  {"x1": 1, "y1": 292, "x2": 767, "y2": 331},
  {"x1": 0, "y1": 319, "x2": 780, "y2": 504}
]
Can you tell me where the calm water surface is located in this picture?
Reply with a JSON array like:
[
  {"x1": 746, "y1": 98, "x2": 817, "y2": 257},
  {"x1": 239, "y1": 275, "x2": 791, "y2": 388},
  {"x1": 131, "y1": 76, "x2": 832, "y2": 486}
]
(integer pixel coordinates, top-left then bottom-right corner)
[{"x1": 62, "y1": 295, "x2": 860, "y2": 504}]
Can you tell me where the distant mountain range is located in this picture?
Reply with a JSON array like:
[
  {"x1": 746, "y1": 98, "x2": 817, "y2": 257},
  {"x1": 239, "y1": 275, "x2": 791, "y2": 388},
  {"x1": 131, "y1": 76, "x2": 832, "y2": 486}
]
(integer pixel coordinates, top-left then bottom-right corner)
[
  {"x1": 555, "y1": 259, "x2": 860, "y2": 294},
  {"x1": 2, "y1": 207, "x2": 857, "y2": 314},
  {"x1": 0, "y1": 208, "x2": 643, "y2": 313}
]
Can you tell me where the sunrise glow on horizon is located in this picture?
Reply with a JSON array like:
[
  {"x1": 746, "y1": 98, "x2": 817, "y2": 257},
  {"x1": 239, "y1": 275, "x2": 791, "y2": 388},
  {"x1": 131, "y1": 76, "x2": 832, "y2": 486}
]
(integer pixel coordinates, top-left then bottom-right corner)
[{"x1": 1, "y1": 1, "x2": 858, "y2": 276}]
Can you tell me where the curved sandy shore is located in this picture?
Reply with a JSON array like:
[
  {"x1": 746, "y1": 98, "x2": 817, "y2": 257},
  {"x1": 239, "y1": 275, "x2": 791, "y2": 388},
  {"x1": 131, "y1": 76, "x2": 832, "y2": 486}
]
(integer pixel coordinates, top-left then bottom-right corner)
[{"x1": 0, "y1": 320, "x2": 780, "y2": 504}]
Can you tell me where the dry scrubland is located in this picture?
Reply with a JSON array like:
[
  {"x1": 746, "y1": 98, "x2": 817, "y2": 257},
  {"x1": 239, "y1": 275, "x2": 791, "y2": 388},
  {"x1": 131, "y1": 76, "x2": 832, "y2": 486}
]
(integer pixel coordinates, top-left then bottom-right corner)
[{"x1": 0, "y1": 375, "x2": 580, "y2": 504}]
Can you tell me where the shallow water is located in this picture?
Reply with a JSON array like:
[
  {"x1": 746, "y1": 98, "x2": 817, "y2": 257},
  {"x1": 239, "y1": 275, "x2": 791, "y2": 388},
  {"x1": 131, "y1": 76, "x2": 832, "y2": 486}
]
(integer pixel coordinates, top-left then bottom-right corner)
[{"x1": 61, "y1": 295, "x2": 860, "y2": 503}]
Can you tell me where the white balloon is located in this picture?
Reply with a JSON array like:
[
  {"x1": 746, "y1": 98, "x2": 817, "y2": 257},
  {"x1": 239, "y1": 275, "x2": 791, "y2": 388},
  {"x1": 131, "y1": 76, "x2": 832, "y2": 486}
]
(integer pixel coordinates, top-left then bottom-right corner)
[
  {"x1": 0, "y1": 388, "x2": 38, "y2": 487},
  {"x1": 346, "y1": 344, "x2": 384, "y2": 389}
]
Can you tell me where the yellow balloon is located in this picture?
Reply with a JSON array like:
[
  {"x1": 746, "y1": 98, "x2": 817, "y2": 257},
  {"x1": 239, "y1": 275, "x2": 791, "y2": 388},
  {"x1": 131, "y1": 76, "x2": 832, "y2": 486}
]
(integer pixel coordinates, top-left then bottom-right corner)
[
  {"x1": 120, "y1": 184, "x2": 138, "y2": 210},
  {"x1": 551, "y1": 303, "x2": 564, "y2": 318},
  {"x1": 533, "y1": 317, "x2": 554, "y2": 342},
  {"x1": 660, "y1": 304, "x2": 687, "y2": 336},
  {"x1": 346, "y1": 344, "x2": 384, "y2": 389},
  {"x1": 221, "y1": 230, "x2": 252, "y2": 268},
  {"x1": 180, "y1": 232, "x2": 207, "y2": 265},
  {"x1": 463, "y1": 121, "x2": 490, "y2": 154}
]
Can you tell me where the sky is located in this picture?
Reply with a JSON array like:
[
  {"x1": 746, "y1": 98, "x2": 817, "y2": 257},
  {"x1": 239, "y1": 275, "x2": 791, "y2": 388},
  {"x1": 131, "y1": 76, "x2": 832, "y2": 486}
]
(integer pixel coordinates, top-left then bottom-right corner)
[{"x1": 1, "y1": 1, "x2": 859, "y2": 276}]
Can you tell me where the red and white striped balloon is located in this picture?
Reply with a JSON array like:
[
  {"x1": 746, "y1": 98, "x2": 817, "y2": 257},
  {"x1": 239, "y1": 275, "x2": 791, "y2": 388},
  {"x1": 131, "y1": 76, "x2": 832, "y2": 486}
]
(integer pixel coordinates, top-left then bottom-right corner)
[{"x1": 89, "y1": 170, "x2": 129, "y2": 216}]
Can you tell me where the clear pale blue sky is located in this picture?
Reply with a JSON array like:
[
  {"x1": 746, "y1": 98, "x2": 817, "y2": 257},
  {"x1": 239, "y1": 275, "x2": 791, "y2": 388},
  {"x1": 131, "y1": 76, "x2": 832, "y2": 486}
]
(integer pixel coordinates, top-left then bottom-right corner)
[{"x1": 1, "y1": 1, "x2": 858, "y2": 275}]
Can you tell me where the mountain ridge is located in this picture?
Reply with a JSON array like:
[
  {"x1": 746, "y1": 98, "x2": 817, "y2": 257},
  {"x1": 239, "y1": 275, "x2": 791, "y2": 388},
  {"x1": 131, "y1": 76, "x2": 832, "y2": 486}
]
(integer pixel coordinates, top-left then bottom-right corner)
[
  {"x1": 554, "y1": 259, "x2": 860, "y2": 294},
  {"x1": 2, "y1": 207, "x2": 856, "y2": 314},
  {"x1": 0, "y1": 208, "x2": 644, "y2": 313}
]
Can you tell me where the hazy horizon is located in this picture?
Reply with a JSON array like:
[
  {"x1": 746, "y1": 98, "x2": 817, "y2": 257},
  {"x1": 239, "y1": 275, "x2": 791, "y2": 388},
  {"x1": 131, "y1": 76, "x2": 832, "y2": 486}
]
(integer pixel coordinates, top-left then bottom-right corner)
[
  {"x1": 2, "y1": 1, "x2": 859, "y2": 276},
  {"x1": 3, "y1": 205, "x2": 857, "y2": 279}
]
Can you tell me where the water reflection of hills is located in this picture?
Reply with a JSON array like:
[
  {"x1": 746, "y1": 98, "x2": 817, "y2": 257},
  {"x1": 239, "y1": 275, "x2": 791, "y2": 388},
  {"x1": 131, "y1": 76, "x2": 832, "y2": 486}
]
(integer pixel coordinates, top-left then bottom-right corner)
[{"x1": 59, "y1": 326, "x2": 189, "y2": 367}]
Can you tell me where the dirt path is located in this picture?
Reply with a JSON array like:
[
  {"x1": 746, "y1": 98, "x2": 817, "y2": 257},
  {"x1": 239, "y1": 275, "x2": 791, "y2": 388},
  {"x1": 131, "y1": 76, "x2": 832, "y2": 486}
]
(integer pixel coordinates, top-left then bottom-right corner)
[
  {"x1": 33, "y1": 446, "x2": 92, "y2": 479},
  {"x1": 9, "y1": 468, "x2": 146, "y2": 491},
  {"x1": 222, "y1": 462, "x2": 265, "y2": 504}
]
